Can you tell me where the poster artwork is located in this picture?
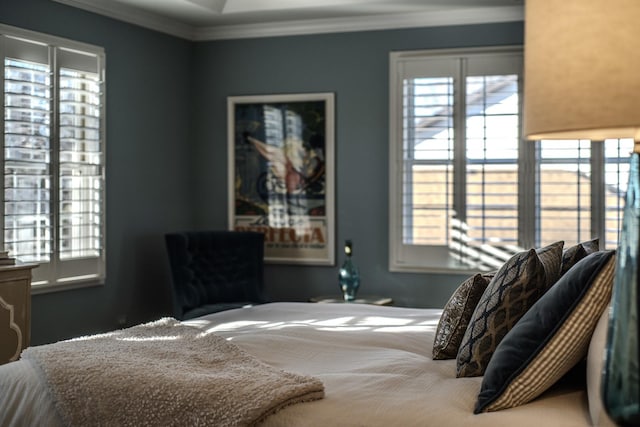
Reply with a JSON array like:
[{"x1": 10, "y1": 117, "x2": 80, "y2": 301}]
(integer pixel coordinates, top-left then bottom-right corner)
[{"x1": 229, "y1": 94, "x2": 334, "y2": 265}]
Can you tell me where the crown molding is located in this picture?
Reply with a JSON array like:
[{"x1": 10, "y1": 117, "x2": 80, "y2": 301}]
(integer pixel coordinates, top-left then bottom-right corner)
[
  {"x1": 52, "y1": 0, "x2": 196, "y2": 39},
  {"x1": 52, "y1": 1, "x2": 523, "y2": 41},
  {"x1": 194, "y1": 6, "x2": 524, "y2": 41}
]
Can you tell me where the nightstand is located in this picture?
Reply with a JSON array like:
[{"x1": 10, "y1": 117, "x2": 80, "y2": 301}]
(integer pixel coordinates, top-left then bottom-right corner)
[
  {"x1": 0, "y1": 263, "x2": 38, "y2": 365},
  {"x1": 309, "y1": 295, "x2": 393, "y2": 306}
]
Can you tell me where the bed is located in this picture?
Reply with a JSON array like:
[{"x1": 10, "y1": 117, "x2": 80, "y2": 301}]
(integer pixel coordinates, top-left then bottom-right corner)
[
  {"x1": 0, "y1": 300, "x2": 612, "y2": 426},
  {"x1": 0, "y1": 239, "x2": 621, "y2": 426}
]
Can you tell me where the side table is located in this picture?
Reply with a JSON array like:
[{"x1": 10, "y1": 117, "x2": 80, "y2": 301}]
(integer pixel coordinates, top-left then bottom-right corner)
[{"x1": 309, "y1": 295, "x2": 393, "y2": 306}]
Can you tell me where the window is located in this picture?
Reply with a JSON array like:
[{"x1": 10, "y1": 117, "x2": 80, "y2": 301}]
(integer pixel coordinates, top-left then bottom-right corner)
[
  {"x1": 389, "y1": 47, "x2": 630, "y2": 273},
  {"x1": 1, "y1": 25, "x2": 105, "y2": 291}
]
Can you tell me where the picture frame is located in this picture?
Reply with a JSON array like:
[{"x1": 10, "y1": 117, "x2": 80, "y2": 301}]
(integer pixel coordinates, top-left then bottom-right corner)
[{"x1": 228, "y1": 93, "x2": 335, "y2": 265}]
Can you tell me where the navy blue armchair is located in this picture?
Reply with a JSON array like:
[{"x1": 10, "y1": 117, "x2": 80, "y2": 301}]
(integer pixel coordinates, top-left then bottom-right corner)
[{"x1": 165, "y1": 231, "x2": 268, "y2": 320}]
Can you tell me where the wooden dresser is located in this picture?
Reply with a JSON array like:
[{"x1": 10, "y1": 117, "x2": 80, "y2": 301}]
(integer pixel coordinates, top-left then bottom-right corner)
[{"x1": 0, "y1": 264, "x2": 37, "y2": 365}]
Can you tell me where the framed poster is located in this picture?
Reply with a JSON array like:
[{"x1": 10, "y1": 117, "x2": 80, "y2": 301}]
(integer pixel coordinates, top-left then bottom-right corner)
[{"x1": 228, "y1": 93, "x2": 335, "y2": 265}]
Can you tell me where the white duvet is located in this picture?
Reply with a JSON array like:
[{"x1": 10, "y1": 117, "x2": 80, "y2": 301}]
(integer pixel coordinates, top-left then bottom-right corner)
[{"x1": 0, "y1": 302, "x2": 592, "y2": 426}]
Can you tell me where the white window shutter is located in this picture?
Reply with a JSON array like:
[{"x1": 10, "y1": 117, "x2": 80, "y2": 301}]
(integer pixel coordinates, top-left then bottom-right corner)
[{"x1": 1, "y1": 25, "x2": 105, "y2": 290}]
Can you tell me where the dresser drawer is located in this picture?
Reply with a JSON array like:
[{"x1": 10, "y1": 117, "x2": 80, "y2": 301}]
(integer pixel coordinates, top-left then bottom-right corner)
[{"x1": 0, "y1": 264, "x2": 37, "y2": 365}]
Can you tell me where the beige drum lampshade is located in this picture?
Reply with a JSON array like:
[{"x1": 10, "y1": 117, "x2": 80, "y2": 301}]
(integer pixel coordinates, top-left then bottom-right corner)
[{"x1": 524, "y1": 0, "x2": 640, "y2": 141}]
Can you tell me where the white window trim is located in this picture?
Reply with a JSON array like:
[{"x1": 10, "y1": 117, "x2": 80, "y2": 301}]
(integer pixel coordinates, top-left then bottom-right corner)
[
  {"x1": 389, "y1": 46, "x2": 628, "y2": 274},
  {"x1": 0, "y1": 24, "x2": 106, "y2": 292},
  {"x1": 388, "y1": 46, "x2": 524, "y2": 274}
]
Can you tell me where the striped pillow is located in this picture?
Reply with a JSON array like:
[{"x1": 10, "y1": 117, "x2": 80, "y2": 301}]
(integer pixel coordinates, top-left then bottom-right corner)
[
  {"x1": 586, "y1": 306, "x2": 617, "y2": 427},
  {"x1": 475, "y1": 250, "x2": 616, "y2": 413}
]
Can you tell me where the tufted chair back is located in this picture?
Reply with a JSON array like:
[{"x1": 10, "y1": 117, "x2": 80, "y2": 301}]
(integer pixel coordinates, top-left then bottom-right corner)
[{"x1": 165, "y1": 231, "x2": 267, "y2": 320}]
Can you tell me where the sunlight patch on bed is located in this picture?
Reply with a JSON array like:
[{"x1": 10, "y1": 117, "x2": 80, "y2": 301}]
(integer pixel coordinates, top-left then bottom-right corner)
[
  {"x1": 316, "y1": 326, "x2": 370, "y2": 332},
  {"x1": 373, "y1": 326, "x2": 433, "y2": 333},
  {"x1": 71, "y1": 331, "x2": 120, "y2": 341},
  {"x1": 310, "y1": 316, "x2": 355, "y2": 327},
  {"x1": 418, "y1": 318, "x2": 440, "y2": 326},
  {"x1": 256, "y1": 322, "x2": 318, "y2": 330},
  {"x1": 202, "y1": 320, "x2": 270, "y2": 332},
  {"x1": 185, "y1": 315, "x2": 438, "y2": 335},
  {"x1": 356, "y1": 316, "x2": 413, "y2": 327},
  {"x1": 258, "y1": 321, "x2": 286, "y2": 328},
  {"x1": 369, "y1": 318, "x2": 439, "y2": 333},
  {"x1": 119, "y1": 335, "x2": 181, "y2": 342},
  {"x1": 183, "y1": 319, "x2": 211, "y2": 327}
]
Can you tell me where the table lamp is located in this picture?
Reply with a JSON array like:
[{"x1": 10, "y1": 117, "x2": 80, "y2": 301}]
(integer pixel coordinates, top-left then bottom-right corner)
[{"x1": 524, "y1": 1, "x2": 639, "y2": 425}]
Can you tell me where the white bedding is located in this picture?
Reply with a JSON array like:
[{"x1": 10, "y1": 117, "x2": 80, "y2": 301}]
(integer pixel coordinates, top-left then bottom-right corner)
[{"x1": 0, "y1": 302, "x2": 592, "y2": 426}]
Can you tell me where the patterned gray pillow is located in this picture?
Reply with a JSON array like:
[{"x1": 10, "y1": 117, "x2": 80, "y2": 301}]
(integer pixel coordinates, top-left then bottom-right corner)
[
  {"x1": 536, "y1": 240, "x2": 564, "y2": 288},
  {"x1": 456, "y1": 243, "x2": 561, "y2": 378},
  {"x1": 561, "y1": 238, "x2": 599, "y2": 276},
  {"x1": 432, "y1": 274, "x2": 491, "y2": 360}
]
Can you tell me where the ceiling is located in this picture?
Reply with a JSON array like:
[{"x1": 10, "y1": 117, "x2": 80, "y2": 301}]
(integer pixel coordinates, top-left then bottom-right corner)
[{"x1": 52, "y1": 0, "x2": 524, "y2": 41}]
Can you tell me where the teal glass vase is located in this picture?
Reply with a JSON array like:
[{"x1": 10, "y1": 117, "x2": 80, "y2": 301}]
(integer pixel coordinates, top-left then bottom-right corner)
[
  {"x1": 603, "y1": 152, "x2": 640, "y2": 426},
  {"x1": 338, "y1": 240, "x2": 360, "y2": 302}
]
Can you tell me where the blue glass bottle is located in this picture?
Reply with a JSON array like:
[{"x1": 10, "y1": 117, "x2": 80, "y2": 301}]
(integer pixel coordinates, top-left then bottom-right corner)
[
  {"x1": 603, "y1": 152, "x2": 640, "y2": 426},
  {"x1": 339, "y1": 240, "x2": 360, "y2": 302}
]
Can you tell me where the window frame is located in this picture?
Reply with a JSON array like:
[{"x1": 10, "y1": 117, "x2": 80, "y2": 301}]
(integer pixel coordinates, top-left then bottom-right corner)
[
  {"x1": 0, "y1": 24, "x2": 106, "y2": 293},
  {"x1": 389, "y1": 46, "x2": 625, "y2": 274},
  {"x1": 389, "y1": 46, "x2": 524, "y2": 273}
]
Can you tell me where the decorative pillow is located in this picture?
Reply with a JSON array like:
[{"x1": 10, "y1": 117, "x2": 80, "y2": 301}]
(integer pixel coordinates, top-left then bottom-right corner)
[
  {"x1": 586, "y1": 304, "x2": 617, "y2": 427},
  {"x1": 561, "y1": 238, "x2": 600, "y2": 276},
  {"x1": 474, "y1": 250, "x2": 616, "y2": 413},
  {"x1": 455, "y1": 241, "x2": 564, "y2": 377},
  {"x1": 581, "y1": 238, "x2": 600, "y2": 254},
  {"x1": 536, "y1": 240, "x2": 564, "y2": 288},
  {"x1": 432, "y1": 274, "x2": 491, "y2": 360},
  {"x1": 481, "y1": 272, "x2": 496, "y2": 281},
  {"x1": 456, "y1": 248, "x2": 548, "y2": 377}
]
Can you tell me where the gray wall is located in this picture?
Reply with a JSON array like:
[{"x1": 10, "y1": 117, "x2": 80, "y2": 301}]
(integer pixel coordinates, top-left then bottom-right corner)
[
  {"x1": 2, "y1": 0, "x2": 194, "y2": 344},
  {"x1": 2, "y1": 0, "x2": 523, "y2": 344},
  {"x1": 192, "y1": 24, "x2": 524, "y2": 308}
]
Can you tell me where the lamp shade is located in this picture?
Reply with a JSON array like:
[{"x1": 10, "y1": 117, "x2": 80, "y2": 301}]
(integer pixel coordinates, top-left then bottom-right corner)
[{"x1": 524, "y1": 0, "x2": 640, "y2": 141}]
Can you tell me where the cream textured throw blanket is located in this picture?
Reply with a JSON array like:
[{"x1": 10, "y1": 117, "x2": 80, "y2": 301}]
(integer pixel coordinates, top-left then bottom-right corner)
[{"x1": 21, "y1": 318, "x2": 324, "y2": 427}]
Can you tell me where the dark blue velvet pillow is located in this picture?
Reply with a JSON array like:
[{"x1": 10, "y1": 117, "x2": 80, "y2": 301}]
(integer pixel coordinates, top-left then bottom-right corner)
[{"x1": 475, "y1": 250, "x2": 616, "y2": 413}]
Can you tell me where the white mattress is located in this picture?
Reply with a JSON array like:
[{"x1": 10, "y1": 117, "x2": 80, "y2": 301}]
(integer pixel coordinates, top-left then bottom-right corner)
[{"x1": 0, "y1": 302, "x2": 592, "y2": 426}]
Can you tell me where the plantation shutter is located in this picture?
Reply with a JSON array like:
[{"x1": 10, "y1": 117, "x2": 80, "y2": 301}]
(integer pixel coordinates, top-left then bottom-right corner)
[
  {"x1": 391, "y1": 48, "x2": 626, "y2": 273},
  {"x1": 56, "y1": 47, "x2": 104, "y2": 283},
  {"x1": 390, "y1": 49, "x2": 523, "y2": 272},
  {"x1": 603, "y1": 138, "x2": 634, "y2": 248},
  {"x1": 536, "y1": 140, "x2": 592, "y2": 246},
  {"x1": 401, "y1": 58, "x2": 457, "y2": 247},
  {"x1": 390, "y1": 55, "x2": 461, "y2": 269},
  {"x1": 3, "y1": 36, "x2": 53, "y2": 264},
  {"x1": 462, "y1": 55, "x2": 521, "y2": 268},
  {"x1": 1, "y1": 26, "x2": 105, "y2": 289}
]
